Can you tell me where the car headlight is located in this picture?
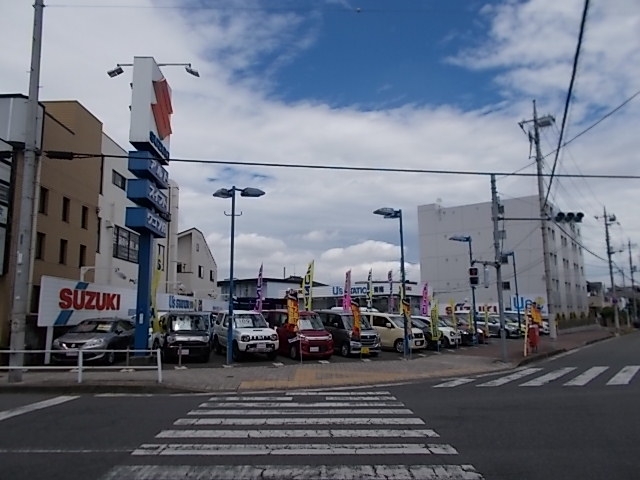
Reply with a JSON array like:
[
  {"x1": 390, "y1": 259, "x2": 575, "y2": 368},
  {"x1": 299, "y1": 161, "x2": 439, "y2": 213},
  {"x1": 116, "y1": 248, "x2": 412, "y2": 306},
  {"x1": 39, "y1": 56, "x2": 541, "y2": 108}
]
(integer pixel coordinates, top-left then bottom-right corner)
[
  {"x1": 298, "y1": 334, "x2": 308, "y2": 341},
  {"x1": 83, "y1": 338, "x2": 106, "y2": 349},
  {"x1": 240, "y1": 335, "x2": 250, "y2": 342},
  {"x1": 270, "y1": 334, "x2": 278, "y2": 341},
  {"x1": 375, "y1": 334, "x2": 380, "y2": 343},
  {"x1": 167, "y1": 334, "x2": 177, "y2": 344},
  {"x1": 53, "y1": 338, "x2": 62, "y2": 347}
]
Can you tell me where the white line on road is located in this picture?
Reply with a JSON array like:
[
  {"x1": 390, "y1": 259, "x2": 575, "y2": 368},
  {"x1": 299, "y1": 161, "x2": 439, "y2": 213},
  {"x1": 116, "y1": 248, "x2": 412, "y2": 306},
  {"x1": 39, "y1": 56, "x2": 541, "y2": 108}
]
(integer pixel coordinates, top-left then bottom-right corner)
[
  {"x1": 285, "y1": 391, "x2": 391, "y2": 396},
  {"x1": 433, "y1": 378, "x2": 475, "y2": 388},
  {"x1": 99, "y1": 464, "x2": 485, "y2": 480},
  {"x1": 175, "y1": 417, "x2": 425, "y2": 426},
  {"x1": 132, "y1": 443, "x2": 457, "y2": 456},
  {"x1": 206, "y1": 396, "x2": 293, "y2": 401},
  {"x1": 156, "y1": 429, "x2": 440, "y2": 439},
  {"x1": 563, "y1": 366, "x2": 609, "y2": 386},
  {"x1": 0, "y1": 448, "x2": 133, "y2": 454},
  {"x1": 323, "y1": 396, "x2": 397, "y2": 400},
  {"x1": 606, "y1": 366, "x2": 640, "y2": 385},
  {"x1": 187, "y1": 408, "x2": 414, "y2": 416},
  {"x1": 519, "y1": 367, "x2": 576, "y2": 387},
  {"x1": 0, "y1": 396, "x2": 79, "y2": 423},
  {"x1": 476, "y1": 368, "x2": 543, "y2": 387},
  {"x1": 198, "y1": 401, "x2": 404, "y2": 408}
]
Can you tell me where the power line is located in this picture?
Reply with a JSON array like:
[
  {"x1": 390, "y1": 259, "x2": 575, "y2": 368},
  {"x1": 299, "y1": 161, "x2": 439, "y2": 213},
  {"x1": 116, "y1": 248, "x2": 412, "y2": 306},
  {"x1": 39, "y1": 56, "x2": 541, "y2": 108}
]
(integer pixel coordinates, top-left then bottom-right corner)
[{"x1": 53, "y1": 151, "x2": 640, "y2": 179}]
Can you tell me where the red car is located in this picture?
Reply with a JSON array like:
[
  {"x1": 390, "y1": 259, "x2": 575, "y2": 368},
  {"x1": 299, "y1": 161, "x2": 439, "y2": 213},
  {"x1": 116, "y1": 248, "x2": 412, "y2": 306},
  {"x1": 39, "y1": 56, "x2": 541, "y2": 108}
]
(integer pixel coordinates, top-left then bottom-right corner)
[{"x1": 263, "y1": 309, "x2": 334, "y2": 360}]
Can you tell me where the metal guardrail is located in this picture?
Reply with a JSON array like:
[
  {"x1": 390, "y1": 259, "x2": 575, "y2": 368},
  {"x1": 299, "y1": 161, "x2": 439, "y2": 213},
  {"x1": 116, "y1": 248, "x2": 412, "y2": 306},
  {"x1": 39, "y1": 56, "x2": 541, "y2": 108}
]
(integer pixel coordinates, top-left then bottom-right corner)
[{"x1": 0, "y1": 349, "x2": 163, "y2": 384}]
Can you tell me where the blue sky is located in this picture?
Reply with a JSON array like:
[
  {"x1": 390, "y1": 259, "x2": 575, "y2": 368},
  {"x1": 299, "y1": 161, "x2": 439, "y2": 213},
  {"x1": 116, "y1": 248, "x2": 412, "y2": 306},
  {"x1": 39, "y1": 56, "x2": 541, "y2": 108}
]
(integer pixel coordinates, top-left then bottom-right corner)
[{"x1": 2, "y1": 0, "x2": 640, "y2": 289}]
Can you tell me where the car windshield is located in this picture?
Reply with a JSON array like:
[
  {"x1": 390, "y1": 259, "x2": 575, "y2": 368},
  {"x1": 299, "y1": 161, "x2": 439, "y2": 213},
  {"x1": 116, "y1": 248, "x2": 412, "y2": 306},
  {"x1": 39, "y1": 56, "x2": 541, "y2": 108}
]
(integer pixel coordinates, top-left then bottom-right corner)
[
  {"x1": 439, "y1": 317, "x2": 454, "y2": 328},
  {"x1": 412, "y1": 318, "x2": 428, "y2": 329},
  {"x1": 298, "y1": 315, "x2": 325, "y2": 330},
  {"x1": 234, "y1": 313, "x2": 268, "y2": 329},
  {"x1": 169, "y1": 314, "x2": 207, "y2": 332},
  {"x1": 344, "y1": 314, "x2": 373, "y2": 330},
  {"x1": 388, "y1": 315, "x2": 406, "y2": 328},
  {"x1": 70, "y1": 320, "x2": 114, "y2": 333}
]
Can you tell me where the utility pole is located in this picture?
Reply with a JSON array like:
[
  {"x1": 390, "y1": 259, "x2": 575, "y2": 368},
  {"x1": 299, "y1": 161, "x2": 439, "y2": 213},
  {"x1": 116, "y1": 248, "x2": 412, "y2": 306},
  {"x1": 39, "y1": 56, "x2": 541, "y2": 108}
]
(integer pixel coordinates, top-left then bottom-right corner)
[
  {"x1": 8, "y1": 0, "x2": 45, "y2": 383},
  {"x1": 532, "y1": 101, "x2": 557, "y2": 340},
  {"x1": 491, "y1": 174, "x2": 508, "y2": 364},
  {"x1": 603, "y1": 207, "x2": 620, "y2": 335},
  {"x1": 628, "y1": 240, "x2": 637, "y2": 326}
]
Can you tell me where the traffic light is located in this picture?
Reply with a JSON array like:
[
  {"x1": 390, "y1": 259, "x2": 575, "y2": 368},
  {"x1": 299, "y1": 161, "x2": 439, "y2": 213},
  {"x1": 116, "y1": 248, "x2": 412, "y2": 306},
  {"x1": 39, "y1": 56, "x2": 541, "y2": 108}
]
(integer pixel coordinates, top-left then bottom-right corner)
[
  {"x1": 469, "y1": 267, "x2": 479, "y2": 286},
  {"x1": 554, "y1": 211, "x2": 584, "y2": 223}
]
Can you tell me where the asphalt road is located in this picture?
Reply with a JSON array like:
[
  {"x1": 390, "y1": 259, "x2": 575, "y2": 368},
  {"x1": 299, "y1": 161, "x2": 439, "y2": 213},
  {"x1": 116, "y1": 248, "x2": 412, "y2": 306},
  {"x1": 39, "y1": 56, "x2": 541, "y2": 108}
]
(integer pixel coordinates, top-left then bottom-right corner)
[{"x1": 1, "y1": 333, "x2": 636, "y2": 480}]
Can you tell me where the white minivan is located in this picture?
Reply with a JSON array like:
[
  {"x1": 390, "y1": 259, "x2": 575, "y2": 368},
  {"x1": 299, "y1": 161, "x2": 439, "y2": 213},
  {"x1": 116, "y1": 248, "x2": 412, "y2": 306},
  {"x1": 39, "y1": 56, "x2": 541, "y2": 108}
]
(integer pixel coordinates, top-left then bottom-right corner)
[{"x1": 362, "y1": 311, "x2": 426, "y2": 353}]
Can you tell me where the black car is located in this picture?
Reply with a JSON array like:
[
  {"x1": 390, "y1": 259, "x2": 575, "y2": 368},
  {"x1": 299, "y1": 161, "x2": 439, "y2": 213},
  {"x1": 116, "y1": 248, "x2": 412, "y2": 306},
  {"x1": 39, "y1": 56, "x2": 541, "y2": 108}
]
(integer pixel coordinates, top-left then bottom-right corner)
[
  {"x1": 52, "y1": 318, "x2": 135, "y2": 364},
  {"x1": 410, "y1": 318, "x2": 441, "y2": 350}
]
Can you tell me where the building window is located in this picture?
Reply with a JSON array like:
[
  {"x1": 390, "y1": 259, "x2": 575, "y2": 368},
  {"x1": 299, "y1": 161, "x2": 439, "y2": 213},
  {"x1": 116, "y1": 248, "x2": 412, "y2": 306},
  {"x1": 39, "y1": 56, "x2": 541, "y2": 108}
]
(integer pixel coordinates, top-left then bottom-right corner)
[
  {"x1": 209, "y1": 270, "x2": 215, "y2": 282},
  {"x1": 157, "y1": 244, "x2": 165, "y2": 270},
  {"x1": 196, "y1": 243, "x2": 200, "y2": 252},
  {"x1": 198, "y1": 265, "x2": 204, "y2": 278},
  {"x1": 62, "y1": 197, "x2": 70, "y2": 222},
  {"x1": 38, "y1": 187, "x2": 48, "y2": 214},
  {"x1": 30, "y1": 285, "x2": 40, "y2": 314},
  {"x1": 112, "y1": 225, "x2": 139, "y2": 263},
  {"x1": 177, "y1": 263, "x2": 185, "y2": 273},
  {"x1": 96, "y1": 218, "x2": 101, "y2": 253},
  {"x1": 78, "y1": 244, "x2": 87, "y2": 268},
  {"x1": 112, "y1": 170, "x2": 126, "y2": 190},
  {"x1": 59, "y1": 238, "x2": 68, "y2": 264},
  {"x1": 35, "y1": 232, "x2": 45, "y2": 260},
  {"x1": 81, "y1": 206, "x2": 88, "y2": 229},
  {"x1": 502, "y1": 281, "x2": 511, "y2": 290}
]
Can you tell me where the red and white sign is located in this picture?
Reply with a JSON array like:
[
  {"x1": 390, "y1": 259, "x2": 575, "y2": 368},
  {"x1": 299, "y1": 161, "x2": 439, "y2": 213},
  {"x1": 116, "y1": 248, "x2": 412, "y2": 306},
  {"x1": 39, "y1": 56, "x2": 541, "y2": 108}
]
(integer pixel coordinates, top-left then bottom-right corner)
[{"x1": 129, "y1": 56, "x2": 172, "y2": 163}]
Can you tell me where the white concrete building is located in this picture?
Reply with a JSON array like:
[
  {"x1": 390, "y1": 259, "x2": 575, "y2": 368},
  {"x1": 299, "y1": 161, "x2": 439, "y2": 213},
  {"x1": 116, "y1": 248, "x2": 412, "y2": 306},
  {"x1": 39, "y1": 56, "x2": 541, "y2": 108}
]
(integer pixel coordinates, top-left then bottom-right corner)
[
  {"x1": 176, "y1": 228, "x2": 218, "y2": 298},
  {"x1": 417, "y1": 195, "x2": 588, "y2": 316}
]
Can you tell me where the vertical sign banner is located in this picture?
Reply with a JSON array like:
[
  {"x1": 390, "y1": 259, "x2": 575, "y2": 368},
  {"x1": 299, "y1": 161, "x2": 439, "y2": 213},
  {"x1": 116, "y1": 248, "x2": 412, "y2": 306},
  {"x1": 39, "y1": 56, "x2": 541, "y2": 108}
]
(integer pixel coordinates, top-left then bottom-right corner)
[
  {"x1": 449, "y1": 299, "x2": 458, "y2": 333},
  {"x1": 286, "y1": 289, "x2": 300, "y2": 330},
  {"x1": 342, "y1": 270, "x2": 352, "y2": 311},
  {"x1": 302, "y1": 260, "x2": 314, "y2": 311},
  {"x1": 402, "y1": 298, "x2": 411, "y2": 318},
  {"x1": 366, "y1": 268, "x2": 373, "y2": 309},
  {"x1": 431, "y1": 299, "x2": 440, "y2": 340},
  {"x1": 420, "y1": 282, "x2": 429, "y2": 316},
  {"x1": 150, "y1": 252, "x2": 163, "y2": 334},
  {"x1": 484, "y1": 305, "x2": 490, "y2": 340},
  {"x1": 387, "y1": 270, "x2": 394, "y2": 312},
  {"x1": 255, "y1": 263, "x2": 264, "y2": 313},
  {"x1": 350, "y1": 299, "x2": 361, "y2": 338}
]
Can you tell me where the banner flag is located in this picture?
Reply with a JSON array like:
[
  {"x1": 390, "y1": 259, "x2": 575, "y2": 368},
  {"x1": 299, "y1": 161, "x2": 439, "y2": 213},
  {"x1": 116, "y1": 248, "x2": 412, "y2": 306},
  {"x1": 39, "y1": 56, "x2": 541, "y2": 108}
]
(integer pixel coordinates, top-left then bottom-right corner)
[
  {"x1": 350, "y1": 298, "x2": 361, "y2": 338},
  {"x1": 286, "y1": 288, "x2": 300, "y2": 330},
  {"x1": 255, "y1": 263, "x2": 264, "y2": 313},
  {"x1": 431, "y1": 298, "x2": 440, "y2": 340},
  {"x1": 302, "y1": 260, "x2": 314, "y2": 311},
  {"x1": 420, "y1": 282, "x2": 429, "y2": 316},
  {"x1": 342, "y1": 270, "x2": 352, "y2": 311},
  {"x1": 366, "y1": 268, "x2": 373, "y2": 309},
  {"x1": 388, "y1": 270, "x2": 394, "y2": 312}
]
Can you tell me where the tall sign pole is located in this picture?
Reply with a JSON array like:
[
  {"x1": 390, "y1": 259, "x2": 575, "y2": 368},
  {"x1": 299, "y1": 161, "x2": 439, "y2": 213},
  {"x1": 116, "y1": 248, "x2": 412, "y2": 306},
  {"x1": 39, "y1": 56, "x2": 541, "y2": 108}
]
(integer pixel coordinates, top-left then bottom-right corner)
[
  {"x1": 8, "y1": 0, "x2": 45, "y2": 383},
  {"x1": 491, "y1": 174, "x2": 508, "y2": 364},
  {"x1": 628, "y1": 240, "x2": 637, "y2": 325}
]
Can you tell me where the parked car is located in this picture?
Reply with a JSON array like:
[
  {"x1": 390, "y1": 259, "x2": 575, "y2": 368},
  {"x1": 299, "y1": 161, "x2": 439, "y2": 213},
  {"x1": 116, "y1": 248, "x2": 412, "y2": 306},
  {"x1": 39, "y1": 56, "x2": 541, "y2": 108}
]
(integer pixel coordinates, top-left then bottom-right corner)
[
  {"x1": 413, "y1": 315, "x2": 461, "y2": 349},
  {"x1": 213, "y1": 310, "x2": 279, "y2": 362},
  {"x1": 156, "y1": 311, "x2": 212, "y2": 362},
  {"x1": 316, "y1": 309, "x2": 381, "y2": 357},
  {"x1": 485, "y1": 315, "x2": 522, "y2": 338},
  {"x1": 263, "y1": 309, "x2": 333, "y2": 360},
  {"x1": 52, "y1": 317, "x2": 135, "y2": 365},
  {"x1": 410, "y1": 317, "x2": 440, "y2": 349},
  {"x1": 363, "y1": 311, "x2": 426, "y2": 353}
]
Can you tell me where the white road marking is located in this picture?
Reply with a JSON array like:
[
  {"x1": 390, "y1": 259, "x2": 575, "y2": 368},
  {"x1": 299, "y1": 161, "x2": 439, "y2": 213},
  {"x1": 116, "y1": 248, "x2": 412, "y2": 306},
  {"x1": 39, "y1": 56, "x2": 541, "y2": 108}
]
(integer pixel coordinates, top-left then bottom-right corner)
[
  {"x1": 187, "y1": 408, "x2": 414, "y2": 416},
  {"x1": 0, "y1": 396, "x2": 79, "y2": 423},
  {"x1": 132, "y1": 443, "x2": 456, "y2": 456},
  {"x1": 606, "y1": 366, "x2": 640, "y2": 385},
  {"x1": 476, "y1": 368, "x2": 543, "y2": 387},
  {"x1": 156, "y1": 428, "x2": 440, "y2": 439},
  {"x1": 198, "y1": 401, "x2": 403, "y2": 408},
  {"x1": 272, "y1": 362, "x2": 284, "y2": 367},
  {"x1": 323, "y1": 396, "x2": 397, "y2": 400},
  {"x1": 563, "y1": 366, "x2": 609, "y2": 386},
  {"x1": 206, "y1": 396, "x2": 293, "y2": 401},
  {"x1": 318, "y1": 360, "x2": 330, "y2": 364},
  {"x1": 0, "y1": 448, "x2": 132, "y2": 454},
  {"x1": 175, "y1": 416, "x2": 425, "y2": 426},
  {"x1": 519, "y1": 367, "x2": 576, "y2": 387},
  {"x1": 285, "y1": 390, "x2": 390, "y2": 396},
  {"x1": 100, "y1": 464, "x2": 485, "y2": 480},
  {"x1": 433, "y1": 378, "x2": 475, "y2": 388}
]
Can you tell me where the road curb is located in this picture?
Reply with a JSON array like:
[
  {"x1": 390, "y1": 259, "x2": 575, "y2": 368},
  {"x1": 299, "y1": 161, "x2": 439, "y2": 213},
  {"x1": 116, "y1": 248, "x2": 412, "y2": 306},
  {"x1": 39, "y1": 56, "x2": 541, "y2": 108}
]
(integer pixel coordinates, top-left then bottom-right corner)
[{"x1": 516, "y1": 333, "x2": 615, "y2": 367}]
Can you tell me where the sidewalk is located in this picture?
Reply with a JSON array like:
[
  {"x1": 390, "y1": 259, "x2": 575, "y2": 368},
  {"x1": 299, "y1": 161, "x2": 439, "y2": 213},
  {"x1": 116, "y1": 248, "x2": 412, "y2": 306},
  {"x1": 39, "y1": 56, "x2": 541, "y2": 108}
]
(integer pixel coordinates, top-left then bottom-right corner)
[{"x1": 0, "y1": 325, "x2": 619, "y2": 393}]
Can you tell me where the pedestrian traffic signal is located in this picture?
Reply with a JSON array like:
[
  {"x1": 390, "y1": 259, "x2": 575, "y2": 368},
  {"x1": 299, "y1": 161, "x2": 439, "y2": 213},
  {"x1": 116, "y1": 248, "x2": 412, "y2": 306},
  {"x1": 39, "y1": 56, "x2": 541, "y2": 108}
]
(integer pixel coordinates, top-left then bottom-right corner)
[
  {"x1": 554, "y1": 211, "x2": 584, "y2": 223},
  {"x1": 469, "y1": 267, "x2": 479, "y2": 285}
]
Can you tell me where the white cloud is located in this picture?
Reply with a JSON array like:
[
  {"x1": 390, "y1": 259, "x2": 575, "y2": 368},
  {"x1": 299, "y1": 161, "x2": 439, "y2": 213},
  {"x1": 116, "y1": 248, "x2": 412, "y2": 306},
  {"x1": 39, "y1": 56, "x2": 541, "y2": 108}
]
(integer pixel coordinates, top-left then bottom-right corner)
[{"x1": 1, "y1": 0, "x2": 639, "y2": 288}]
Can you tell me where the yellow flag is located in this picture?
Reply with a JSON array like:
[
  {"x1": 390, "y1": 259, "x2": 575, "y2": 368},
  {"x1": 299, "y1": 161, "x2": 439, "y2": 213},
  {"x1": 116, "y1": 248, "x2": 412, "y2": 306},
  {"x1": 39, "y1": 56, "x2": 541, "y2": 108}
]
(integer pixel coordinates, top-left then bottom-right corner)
[{"x1": 150, "y1": 252, "x2": 163, "y2": 333}]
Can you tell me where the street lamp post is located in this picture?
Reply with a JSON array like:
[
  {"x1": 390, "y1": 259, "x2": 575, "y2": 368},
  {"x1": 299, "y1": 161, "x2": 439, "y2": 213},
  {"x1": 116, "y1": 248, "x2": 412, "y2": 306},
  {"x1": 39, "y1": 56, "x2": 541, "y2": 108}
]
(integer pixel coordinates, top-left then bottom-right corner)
[
  {"x1": 449, "y1": 235, "x2": 478, "y2": 342},
  {"x1": 503, "y1": 251, "x2": 522, "y2": 330},
  {"x1": 374, "y1": 207, "x2": 409, "y2": 358},
  {"x1": 213, "y1": 186, "x2": 265, "y2": 365}
]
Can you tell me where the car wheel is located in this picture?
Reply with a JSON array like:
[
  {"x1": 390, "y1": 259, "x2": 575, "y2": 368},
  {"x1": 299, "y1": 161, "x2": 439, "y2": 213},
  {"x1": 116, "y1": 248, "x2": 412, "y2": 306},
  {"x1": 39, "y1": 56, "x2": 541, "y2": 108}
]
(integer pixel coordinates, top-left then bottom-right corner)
[
  {"x1": 213, "y1": 336, "x2": 223, "y2": 355},
  {"x1": 442, "y1": 337, "x2": 451, "y2": 349},
  {"x1": 394, "y1": 339, "x2": 404, "y2": 354},
  {"x1": 104, "y1": 350, "x2": 115, "y2": 365},
  {"x1": 340, "y1": 342, "x2": 350, "y2": 357},
  {"x1": 289, "y1": 344, "x2": 298, "y2": 360},
  {"x1": 232, "y1": 341, "x2": 242, "y2": 362}
]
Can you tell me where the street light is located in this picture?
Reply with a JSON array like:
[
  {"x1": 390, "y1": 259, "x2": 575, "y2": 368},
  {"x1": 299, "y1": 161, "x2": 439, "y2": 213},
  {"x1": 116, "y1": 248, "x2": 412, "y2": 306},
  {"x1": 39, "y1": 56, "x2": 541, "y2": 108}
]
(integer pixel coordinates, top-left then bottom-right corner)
[
  {"x1": 107, "y1": 62, "x2": 200, "y2": 78},
  {"x1": 373, "y1": 207, "x2": 409, "y2": 358},
  {"x1": 213, "y1": 186, "x2": 265, "y2": 365},
  {"x1": 449, "y1": 235, "x2": 478, "y2": 342},
  {"x1": 502, "y1": 251, "x2": 522, "y2": 330}
]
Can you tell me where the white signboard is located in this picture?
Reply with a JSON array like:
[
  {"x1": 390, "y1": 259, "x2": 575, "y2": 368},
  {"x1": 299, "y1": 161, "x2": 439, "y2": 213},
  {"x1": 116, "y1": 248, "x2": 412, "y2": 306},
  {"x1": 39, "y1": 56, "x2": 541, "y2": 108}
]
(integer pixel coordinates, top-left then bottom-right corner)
[
  {"x1": 38, "y1": 276, "x2": 221, "y2": 327},
  {"x1": 511, "y1": 294, "x2": 548, "y2": 315}
]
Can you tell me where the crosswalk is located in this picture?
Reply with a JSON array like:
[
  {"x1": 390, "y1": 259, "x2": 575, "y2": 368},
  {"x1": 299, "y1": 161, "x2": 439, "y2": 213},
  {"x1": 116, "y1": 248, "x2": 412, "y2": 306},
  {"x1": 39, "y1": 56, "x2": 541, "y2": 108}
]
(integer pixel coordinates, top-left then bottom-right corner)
[
  {"x1": 100, "y1": 390, "x2": 485, "y2": 480},
  {"x1": 434, "y1": 365, "x2": 640, "y2": 389}
]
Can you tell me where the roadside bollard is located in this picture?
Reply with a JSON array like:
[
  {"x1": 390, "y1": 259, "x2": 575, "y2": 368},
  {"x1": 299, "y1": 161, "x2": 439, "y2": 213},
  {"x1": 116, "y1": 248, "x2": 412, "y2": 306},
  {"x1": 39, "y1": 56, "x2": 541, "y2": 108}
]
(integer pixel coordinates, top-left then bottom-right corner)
[
  {"x1": 126, "y1": 347, "x2": 130, "y2": 367},
  {"x1": 77, "y1": 350, "x2": 83, "y2": 384},
  {"x1": 178, "y1": 344, "x2": 183, "y2": 368}
]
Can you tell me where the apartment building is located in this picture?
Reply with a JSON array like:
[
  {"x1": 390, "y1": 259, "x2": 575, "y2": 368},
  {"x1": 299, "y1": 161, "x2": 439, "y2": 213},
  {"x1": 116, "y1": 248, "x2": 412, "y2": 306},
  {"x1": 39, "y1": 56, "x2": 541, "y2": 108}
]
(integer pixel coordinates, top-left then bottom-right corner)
[{"x1": 176, "y1": 228, "x2": 218, "y2": 298}]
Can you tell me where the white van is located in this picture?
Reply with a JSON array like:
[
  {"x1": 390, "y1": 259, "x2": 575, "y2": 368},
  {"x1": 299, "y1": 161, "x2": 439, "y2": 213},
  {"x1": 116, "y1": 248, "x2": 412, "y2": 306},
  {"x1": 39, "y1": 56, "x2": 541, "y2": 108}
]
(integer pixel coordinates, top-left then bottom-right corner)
[{"x1": 361, "y1": 311, "x2": 426, "y2": 353}]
